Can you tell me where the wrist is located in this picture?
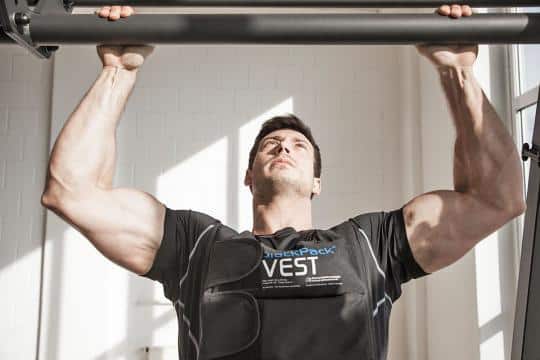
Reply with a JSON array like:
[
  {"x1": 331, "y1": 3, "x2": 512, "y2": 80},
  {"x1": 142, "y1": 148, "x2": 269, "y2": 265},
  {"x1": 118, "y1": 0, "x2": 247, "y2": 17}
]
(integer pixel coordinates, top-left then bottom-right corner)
[
  {"x1": 437, "y1": 66, "x2": 475, "y2": 87},
  {"x1": 97, "y1": 65, "x2": 138, "y2": 99},
  {"x1": 101, "y1": 65, "x2": 138, "y2": 86},
  {"x1": 102, "y1": 65, "x2": 139, "y2": 75},
  {"x1": 438, "y1": 64, "x2": 474, "y2": 74}
]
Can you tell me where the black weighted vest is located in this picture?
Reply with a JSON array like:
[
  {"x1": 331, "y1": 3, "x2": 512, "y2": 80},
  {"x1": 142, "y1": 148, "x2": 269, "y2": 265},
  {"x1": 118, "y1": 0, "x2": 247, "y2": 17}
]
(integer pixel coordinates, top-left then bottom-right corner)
[{"x1": 174, "y1": 218, "x2": 381, "y2": 360}]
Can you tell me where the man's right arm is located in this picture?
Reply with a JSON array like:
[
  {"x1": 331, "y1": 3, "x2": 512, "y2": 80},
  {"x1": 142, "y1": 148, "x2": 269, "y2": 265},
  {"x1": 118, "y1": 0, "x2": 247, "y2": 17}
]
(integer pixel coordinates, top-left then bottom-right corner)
[{"x1": 41, "y1": 44, "x2": 165, "y2": 276}]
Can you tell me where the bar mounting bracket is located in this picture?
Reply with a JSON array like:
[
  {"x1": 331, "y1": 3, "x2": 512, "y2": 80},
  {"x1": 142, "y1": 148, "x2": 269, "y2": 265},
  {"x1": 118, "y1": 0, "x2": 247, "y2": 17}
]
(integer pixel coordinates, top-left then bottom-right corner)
[
  {"x1": 0, "y1": 0, "x2": 71, "y2": 58},
  {"x1": 522, "y1": 143, "x2": 540, "y2": 166}
]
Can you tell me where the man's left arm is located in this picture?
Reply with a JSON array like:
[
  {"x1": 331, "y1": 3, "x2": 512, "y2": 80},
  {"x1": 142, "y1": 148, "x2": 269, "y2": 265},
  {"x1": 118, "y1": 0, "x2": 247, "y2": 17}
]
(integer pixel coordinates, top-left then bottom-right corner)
[{"x1": 404, "y1": 4, "x2": 527, "y2": 274}]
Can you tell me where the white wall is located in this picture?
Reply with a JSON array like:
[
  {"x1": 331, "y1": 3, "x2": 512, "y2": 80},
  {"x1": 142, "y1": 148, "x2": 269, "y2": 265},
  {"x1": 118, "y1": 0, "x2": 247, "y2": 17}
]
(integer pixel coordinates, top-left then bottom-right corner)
[
  {"x1": 0, "y1": 45, "x2": 53, "y2": 359},
  {"x1": 0, "y1": 41, "x2": 521, "y2": 360}
]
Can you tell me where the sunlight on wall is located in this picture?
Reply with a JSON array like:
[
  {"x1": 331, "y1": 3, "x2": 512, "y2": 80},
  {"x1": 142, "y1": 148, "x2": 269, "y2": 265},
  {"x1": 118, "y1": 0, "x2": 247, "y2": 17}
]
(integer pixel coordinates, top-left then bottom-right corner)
[
  {"x1": 156, "y1": 137, "x2": 229, "y2": 220},
  {"x1": 475, "y1": 232, "x2": 504, "y2": 360},
  {"x1": 150, "y1": 304, "x2": 178, "y2": 347},
  {"x1": 480, "y1": 330, "x2": 505, "y2": 360},
  {"x1": 104, "y1": 242, "x2": 130, "y2": 357},
  {"x1": 52, "y1": 227, "x2": 129, "y2": 359},
  {"x1": 0, "y1": 244, "x2": 41, "y2": 346},
  {"x1": 153, "y1": 136, "x2": 230, "y2": 345},
  {"x1": 475, "y1": 233, "x2": 502, "y2": 327},
  {"x1": 471, "y1": 29, "x2": 510, "y2": 360},
  {"x1": 474, "y1": 44, "x2": 491, "y2": 97},
  {"x1": 0, "y1": 243, "x2": 41, "y2": 285},
  {"x1": 237, "y1": 97, "x2": 294, "y2": 232}
]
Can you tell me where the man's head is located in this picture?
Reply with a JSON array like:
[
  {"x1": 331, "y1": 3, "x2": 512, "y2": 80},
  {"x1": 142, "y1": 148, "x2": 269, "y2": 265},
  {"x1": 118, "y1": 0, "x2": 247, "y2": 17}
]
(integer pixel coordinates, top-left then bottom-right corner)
[{"x1": 244, "y1": 114, "x2": 322, "y2": 200}]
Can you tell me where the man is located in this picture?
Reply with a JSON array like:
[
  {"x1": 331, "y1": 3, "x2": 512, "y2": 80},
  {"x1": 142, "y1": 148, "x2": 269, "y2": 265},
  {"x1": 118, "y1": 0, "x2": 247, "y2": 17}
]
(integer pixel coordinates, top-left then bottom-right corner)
[{"x1": 40, "y1": 4, "x2": 526, "y2": 360}]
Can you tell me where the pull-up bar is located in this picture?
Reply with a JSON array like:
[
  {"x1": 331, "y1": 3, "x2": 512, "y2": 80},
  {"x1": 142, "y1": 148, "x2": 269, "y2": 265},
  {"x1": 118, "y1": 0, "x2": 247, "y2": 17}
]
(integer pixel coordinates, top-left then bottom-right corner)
[
  {"x1": 20, "y1": 13, "x2": 540, "y2": 45},
  {"x1": 1, "y1": 0, "x2": 540, "y2": 58},
  {"x1": 70, "y1": 0, "x2": 540, "y2": 7}
]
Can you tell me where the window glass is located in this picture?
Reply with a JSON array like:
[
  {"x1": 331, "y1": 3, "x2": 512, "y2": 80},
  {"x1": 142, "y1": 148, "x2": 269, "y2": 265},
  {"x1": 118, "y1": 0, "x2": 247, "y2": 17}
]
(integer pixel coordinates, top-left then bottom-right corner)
[{"x1": 517, "y1": 7, "x2": 540, "y2": 94}]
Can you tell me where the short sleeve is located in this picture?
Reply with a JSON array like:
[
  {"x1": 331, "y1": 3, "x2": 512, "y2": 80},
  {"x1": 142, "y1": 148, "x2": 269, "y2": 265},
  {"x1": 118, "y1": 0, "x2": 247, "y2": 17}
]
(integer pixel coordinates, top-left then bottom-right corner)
[
  {"x1": 352, "y1": 207, "x2": 430, "y2": 302},
  {"x1": 140, "y1": 207, "x2": 219, "y2": 301}
]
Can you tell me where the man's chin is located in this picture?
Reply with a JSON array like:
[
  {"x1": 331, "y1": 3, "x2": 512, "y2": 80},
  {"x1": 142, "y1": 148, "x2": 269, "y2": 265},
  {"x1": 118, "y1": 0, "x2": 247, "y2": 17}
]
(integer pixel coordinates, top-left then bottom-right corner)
[
  {"x1": 267, "y1": 171, "x2": 294, "y2": 181},
  {"x1": 269, "y1": 162, "x2": 293, "y2": 170}
]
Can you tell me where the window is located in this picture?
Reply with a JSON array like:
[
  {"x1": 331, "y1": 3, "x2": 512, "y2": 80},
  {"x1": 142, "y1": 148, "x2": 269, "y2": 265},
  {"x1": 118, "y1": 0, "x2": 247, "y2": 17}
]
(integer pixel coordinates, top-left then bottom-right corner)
[
  {"x1": 516, "y1": 7, "x2": 540, "y2": 94},
  {"x1": 509, "y1": 7, "x2": 540, "y2": 261}
]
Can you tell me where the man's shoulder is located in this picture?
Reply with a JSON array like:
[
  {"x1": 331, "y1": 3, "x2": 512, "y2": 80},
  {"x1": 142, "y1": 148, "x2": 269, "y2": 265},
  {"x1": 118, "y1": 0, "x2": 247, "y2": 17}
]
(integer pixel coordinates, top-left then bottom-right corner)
[
  {"x1": 327, "y1": 211, "x2": 382, "y2": 234},
  {"x1": 166, "y1": 208, "x2": 219, "y2": 224},
  {"x1": 165, "y1": 208, "x2": 239, "y2": 237}
]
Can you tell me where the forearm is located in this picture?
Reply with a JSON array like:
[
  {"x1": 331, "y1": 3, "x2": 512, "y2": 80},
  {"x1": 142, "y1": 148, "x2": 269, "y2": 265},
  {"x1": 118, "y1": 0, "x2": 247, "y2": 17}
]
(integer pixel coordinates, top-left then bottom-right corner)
[
  {"x1": 45, "y1": 66, "x2": 137, "y2": 194},
  {"x1": 439, "y1": 66, "x2": 525, "y2": 212}
]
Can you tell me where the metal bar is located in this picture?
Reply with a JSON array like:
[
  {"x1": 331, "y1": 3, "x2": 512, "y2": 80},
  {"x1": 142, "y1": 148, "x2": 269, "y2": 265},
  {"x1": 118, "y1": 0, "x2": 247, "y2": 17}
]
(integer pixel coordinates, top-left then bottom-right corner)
[
  {"x1": 512, "y1": 91, "x2": 540, "y2": 360},
  {"x1": 513, "y1": 86, "x2": 540, "y2": 113},
  {"x1": 28, "y1": 13, "x2": 540, "y2": 45},
  {"x1": 72, "y1": 0, "x2": 540, "y2": 7}
]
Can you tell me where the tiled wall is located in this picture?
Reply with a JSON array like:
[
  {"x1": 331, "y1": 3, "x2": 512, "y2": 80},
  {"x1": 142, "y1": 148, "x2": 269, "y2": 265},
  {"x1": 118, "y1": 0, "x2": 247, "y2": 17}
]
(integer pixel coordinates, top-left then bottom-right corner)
[{"x1": 0, "y1": 44, "x2": 53, "y2": 360}]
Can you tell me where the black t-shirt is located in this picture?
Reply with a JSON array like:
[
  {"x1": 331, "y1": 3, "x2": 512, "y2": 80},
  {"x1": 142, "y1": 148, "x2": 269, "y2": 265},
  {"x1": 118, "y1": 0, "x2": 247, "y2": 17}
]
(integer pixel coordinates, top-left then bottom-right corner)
[{"x1": 142, "y1": 207, "x2": 430, "y2": 358}]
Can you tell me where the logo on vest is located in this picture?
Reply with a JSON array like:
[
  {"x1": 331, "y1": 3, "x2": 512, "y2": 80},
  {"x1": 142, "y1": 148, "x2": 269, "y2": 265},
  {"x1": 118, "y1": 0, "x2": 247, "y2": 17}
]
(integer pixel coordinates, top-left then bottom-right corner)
[
  {"x1": 262, "y1": 245, "x2": 336, "y2": 278},
  {"x1": 259, "y1": 244, "x2": 343, "y2": 294},
  {"x1": 263, "y1": 245, "x2": 336, "y2": 259},
  {"x1": 263, "y1": 256, "x2": 318, "y2": 277}
]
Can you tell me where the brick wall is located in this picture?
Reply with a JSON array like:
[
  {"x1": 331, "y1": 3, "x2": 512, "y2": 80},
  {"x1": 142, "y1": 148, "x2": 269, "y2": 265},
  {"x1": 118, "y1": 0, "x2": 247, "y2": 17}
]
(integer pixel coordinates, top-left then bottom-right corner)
[{"x1": 0, "y1": 44, "x2": 53, "y2": 360}]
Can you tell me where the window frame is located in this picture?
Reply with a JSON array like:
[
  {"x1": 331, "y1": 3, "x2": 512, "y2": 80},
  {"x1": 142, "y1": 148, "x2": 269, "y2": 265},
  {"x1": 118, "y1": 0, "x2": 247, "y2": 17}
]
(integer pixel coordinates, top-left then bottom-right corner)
[{"x1": 507, "y1": 5, "x2": 540, "y2": 280}]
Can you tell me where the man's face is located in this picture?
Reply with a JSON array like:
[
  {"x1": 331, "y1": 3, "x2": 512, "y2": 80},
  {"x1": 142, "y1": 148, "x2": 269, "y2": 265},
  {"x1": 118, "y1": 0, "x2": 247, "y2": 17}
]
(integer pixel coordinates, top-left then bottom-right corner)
[{"x1": 244, "y1": 128, "x2": 321, "y2": 199}]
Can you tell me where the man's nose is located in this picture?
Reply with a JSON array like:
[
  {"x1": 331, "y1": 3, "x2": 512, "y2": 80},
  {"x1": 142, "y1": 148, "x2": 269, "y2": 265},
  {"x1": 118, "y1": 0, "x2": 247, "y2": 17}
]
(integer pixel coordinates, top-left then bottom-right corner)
[{"x1": 277, "y1": 142, "x2": 290, "y2": 154}]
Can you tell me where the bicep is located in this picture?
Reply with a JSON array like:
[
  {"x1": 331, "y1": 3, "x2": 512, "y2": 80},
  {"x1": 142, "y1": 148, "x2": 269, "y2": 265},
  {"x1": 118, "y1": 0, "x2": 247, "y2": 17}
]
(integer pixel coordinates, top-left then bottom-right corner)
[
  {"x1": 403, "y1": 190, "x2": 512, "y2": 273},
  {"x1": 49, "y1": 187, "x2": 166, "y2": 275}
]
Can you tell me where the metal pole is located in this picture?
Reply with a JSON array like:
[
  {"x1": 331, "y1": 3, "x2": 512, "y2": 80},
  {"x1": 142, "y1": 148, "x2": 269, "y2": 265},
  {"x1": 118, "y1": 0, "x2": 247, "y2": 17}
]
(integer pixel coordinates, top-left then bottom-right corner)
[
  {"x1": 72, "y1": 0, "x2": 540, "y2": 7},
  {"x1": 26, "y1": 13, "x2": 540, "y2": 45}
]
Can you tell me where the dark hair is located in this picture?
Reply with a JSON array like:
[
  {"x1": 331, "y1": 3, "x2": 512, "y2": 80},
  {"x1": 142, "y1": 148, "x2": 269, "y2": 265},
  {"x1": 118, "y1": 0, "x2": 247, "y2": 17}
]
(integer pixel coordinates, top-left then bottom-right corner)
[{"x1": 248, "y1": 113, "x2": 322, "y2": 198}]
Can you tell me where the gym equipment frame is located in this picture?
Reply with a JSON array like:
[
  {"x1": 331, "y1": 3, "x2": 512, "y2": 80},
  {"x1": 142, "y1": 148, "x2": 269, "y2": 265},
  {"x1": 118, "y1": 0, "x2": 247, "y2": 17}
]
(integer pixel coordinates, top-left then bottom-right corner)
[{"x1": 1, "y1": 0, "x2": 539, "y2": 358}]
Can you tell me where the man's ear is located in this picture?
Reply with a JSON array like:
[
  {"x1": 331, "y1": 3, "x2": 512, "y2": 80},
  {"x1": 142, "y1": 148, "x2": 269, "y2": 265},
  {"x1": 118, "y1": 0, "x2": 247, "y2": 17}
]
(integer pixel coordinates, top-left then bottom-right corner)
[
  {"x1": 244, "y1": 169, "x2": 253, "y2": 192},
  {"x1": 312, "y1": 177, "x2": 321, "y2": 196}
]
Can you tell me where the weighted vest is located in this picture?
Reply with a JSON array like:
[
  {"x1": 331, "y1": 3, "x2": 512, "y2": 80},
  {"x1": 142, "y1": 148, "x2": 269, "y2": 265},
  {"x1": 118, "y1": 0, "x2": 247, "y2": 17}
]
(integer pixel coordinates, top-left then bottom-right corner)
[{"x1": 174, "y1": 218, "x2": 382, "y2": 360}]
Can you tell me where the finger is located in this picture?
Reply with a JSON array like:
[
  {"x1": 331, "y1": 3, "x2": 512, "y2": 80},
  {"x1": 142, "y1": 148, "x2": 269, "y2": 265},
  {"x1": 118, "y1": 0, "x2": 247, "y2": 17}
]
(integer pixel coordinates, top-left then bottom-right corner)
[
  {"x1": 125, "y1": 45, "x2": 155, "y2": 58},
  {"x1": 462, "y1": 5, "x2": 473, "y2": 17},
  {"x1": 109, "y1": 5, "x2": 121, "y2": 20},
  {"x1": 437, "y1": 4, "x2": 451, "y2": 16},
  {"x1": 97, "y1": 6, "x2": 110, "y2": 18},
  {"x1": 96, "y1": 44, "x2": 121, "y2": 57},
  {"x1": 450, "y1": 4, "x2": 462, "y2": 18},
  {"x1": 120, "y1": 6, "x2": 134, "y2": 17}
]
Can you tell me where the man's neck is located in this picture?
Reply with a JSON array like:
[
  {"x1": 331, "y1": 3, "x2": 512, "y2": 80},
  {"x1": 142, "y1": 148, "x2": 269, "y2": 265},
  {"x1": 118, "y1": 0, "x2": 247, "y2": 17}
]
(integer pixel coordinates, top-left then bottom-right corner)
[{"x1": 251, "y1": 194, "x2": 313, "y2": 235}]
